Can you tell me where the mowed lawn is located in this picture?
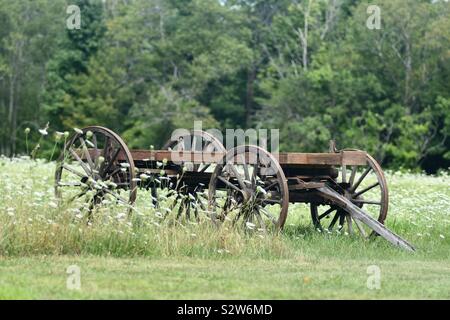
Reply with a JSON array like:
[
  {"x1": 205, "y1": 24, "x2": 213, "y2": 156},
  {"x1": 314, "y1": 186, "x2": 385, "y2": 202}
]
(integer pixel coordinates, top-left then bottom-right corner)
[
  {"x1": 1, "y1": 255, "x2": 450, "y2": 299},
  {"x1": 0, "y1": 158, "x2": 449, "y2": 299}
]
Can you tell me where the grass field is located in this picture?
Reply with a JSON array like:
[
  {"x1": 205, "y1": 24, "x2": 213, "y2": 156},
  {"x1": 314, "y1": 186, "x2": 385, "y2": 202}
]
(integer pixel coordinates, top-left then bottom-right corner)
[{"x1": 0, "y1": 157, "x2": 449, "y2": 299}]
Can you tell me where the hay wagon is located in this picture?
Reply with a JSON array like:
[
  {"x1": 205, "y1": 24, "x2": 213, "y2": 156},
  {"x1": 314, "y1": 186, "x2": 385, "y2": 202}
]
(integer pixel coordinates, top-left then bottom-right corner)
[{"x1": 55, "y1": 126, "x2": 415, "y2": 251}]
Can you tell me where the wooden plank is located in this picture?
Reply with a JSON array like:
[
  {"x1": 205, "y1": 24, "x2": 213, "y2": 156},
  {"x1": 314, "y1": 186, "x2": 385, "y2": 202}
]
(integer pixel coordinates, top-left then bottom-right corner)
[
  {"x1": 278, "y1": 153, "x2": 341, "y2": 165},
  {"x1": 341, "y1": 151, "x2": 368, "y2": 166},
  {"x1": 83, "y1": 149, "x2": 367, "y2": 167},
  {"x1": 130, "y1": 150, "x2": 224, "y2": 164},
  {"x1": 128, "y1": 150, "x2": 368, "y2": 166},
  {"x1": 288, "y1": 178, "x2": 325, "y2": 190}
]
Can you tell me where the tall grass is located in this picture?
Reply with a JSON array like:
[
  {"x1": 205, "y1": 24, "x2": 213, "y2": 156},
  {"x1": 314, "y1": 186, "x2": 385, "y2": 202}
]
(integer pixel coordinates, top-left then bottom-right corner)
[
  {"x1": 0, "y1": 157, "x2": 449, "y2": 260},
  {"x1": 0, "y1": 157, "x2": 292, "y2": 259}
]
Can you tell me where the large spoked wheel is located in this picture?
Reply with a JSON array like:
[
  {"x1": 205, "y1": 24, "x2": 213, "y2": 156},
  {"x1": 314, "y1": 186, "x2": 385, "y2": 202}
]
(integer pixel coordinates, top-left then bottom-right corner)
[
  {"x1": 163, "y1": 129, "x2": 226, "y2": 173},
  {"x1": 208, "y1": 145, "x2": 289, "y2": 232},
  {"x1": 149, "y1": 130, "x2": 226, "y2": 221},
  {"x1": 310, "y1": 150, "x2": 388, "y2": 238},
  {"x1": 55, "y1": 126, "x2": 137, "y2": 216}
]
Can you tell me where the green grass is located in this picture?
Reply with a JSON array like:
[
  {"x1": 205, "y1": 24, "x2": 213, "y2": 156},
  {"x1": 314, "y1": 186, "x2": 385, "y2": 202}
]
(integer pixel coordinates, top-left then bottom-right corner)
[{"x1": 0, "y1": 157, "x2": 449, "y2": 299}]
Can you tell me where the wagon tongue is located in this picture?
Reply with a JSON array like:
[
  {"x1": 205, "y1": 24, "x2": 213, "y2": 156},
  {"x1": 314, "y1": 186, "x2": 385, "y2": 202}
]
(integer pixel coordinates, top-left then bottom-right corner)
[{"x1": 317, "y1": 186, "x2": 416, "y2": 252}]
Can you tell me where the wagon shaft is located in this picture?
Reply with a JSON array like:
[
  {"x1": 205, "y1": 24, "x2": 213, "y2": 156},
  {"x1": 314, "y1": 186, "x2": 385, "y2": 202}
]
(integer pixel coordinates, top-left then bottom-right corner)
[{"x1": 316, "y1": 186, "x2": 415, "y2": 252}]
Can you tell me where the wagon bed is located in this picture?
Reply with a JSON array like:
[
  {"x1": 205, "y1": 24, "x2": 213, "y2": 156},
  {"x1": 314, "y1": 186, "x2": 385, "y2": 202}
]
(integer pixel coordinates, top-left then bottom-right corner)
[
  {"x1": 54, "y1": 126, "x2": 415, "y2": 252},
  {"x1": 129, "y1": 149, "x2": 368, "y2": 166}
]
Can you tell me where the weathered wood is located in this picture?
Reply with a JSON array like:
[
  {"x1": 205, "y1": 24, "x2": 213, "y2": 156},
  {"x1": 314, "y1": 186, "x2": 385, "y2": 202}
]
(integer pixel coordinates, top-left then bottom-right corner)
[
  {"x1": 277, "y1": 151, "x2": 367, "y2": 166},
  {"x1": 127, "y1": 150, "x2": 368, "y2": 167},
  {"x1": 288, "y1": 178, "x2": 325, "y2": 190},
  {"x1": 316, "y1": 186, "x2": 415, "y2": 252}
]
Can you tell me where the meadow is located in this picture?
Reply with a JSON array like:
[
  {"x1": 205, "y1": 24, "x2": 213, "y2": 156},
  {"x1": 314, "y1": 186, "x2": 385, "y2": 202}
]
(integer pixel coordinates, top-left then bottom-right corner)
[{"x1": 0, "y1": 157, "x2": 449, "y2": 299}]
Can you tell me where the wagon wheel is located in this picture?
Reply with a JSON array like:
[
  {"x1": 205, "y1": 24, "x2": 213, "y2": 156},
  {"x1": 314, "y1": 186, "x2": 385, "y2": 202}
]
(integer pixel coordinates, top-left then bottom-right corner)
[
  {"x1": 153, "y1": 130, "x2": 226, "y2": 221},
  {"x1": 310, "y1": 150, "x2": 388, "y2": 238},
  {"x1": 208, "y1": 145, "x2": 289, "y2": 231},
  {"x1": 162, "y1": 129, "x2": 226, "y2": 173},
  {"x1": 55, "y1": 126, "x2": 137, "y2": 217}
]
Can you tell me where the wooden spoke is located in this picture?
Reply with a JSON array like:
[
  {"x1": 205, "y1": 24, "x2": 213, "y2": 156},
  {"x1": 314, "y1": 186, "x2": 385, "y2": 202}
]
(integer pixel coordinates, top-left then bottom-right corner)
[
  {"x1": 353, "y1": 217, "x2": 368, "y2": 238},
  {"x1": 264, "y1": 180, "x2": 278, "y2": 191},
  {"x1": 68, "y1": 147, "x2": 91, "y2": 176},
  {"x1": 57, "y1": 181, "x2": 83, "y2": 187},
  {"x1": 259, "y1": 207, "x2": 277, "y2": 225},
  {"x1": 62, "y1": 163, "x2": 87, "y2": 179},
  {"x1": 261, "y1": 198, "x2": 282, "y2": 205},
  {"x1": 251, "y1": 163, "x2": 258, "y2": 187},
  {"x1": 350, "y1": 166, "x2": 371, "y2": 192},
  {"x1": 319, "y1": 207, "x2": 336, "y2": 220},
  {"x1": 349, "y1": 166, "x2": 357, "y2": 186},
  {"x1": 79, "y1": 137, "x2": 94, "y2": 170},
  {"x1": 203, "y1": 142, "x2": 214, "y2": 152},
  {"x1": 353, "y1": 182, "x2": 380, "y2": 198},
  {"x1": 217, "y1": 176, "x2": 242, "y2": 192},
  {"x1": 113, "y1": 182, "x2": 132, "y2": 187},
  {"x1": 352, "y1": 199, "x2": 381, "y2": 205},
  {"x1": 92, "y1": 133, "x2": 98, "y2": 152},
  {"x1": 241, "y1": 154, "x2": 250, "y2": 182},
  {"x1": 104, "y1": 167, "x2": 122, "y2": 180},
  {"x1": 328, "y1": 212, "x2": 340, "y2": 230},
  {"x1": 68, "y1": 189, "x2": 88, "y2": 203},
  {"x1": 199, "y1": 163, "x2": 211, "y2": 173},
  {"x1": 227, "y1": 163, "x2": 246, "y2": 190},
  {"x1": 346, "y1": 214, "x2": 353, "y2": 234},
  {"x1": 255, "y1": 209, "x2": 267, "y2": 231},
  {"x1": 311, "y1": 204, "x2": 319, "y2": 228},
  {"x1": 102, "y1": 147, "x2": 121, "y2": 176},
  {"x1": 192, "y1": 135, "x2": 198, "y2": 151},
  {"x1": 104, "y1": 189, "x2": 129, "y2": 204},
  {"x1": 341, "y1": 165, "x2": 347, "y2": 183},
  {"x1": 102, "y1": 136, "x2": 111, "y2": 158},
  {"x1": 338, "y1": 212, "x2": 346, "y2": 230}
]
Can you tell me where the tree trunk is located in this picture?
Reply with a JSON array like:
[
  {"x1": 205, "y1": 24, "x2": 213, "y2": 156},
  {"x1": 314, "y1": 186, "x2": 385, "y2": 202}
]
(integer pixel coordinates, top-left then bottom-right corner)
[
  {"x1": 8, "y1": 75, "x2": 15, "y2": 156},
  {"x1": 403, "y1": 31, "x2": 412, "y2": 114},
  {"x1": 245, "y1": 66, "x2": 257, "y2": 127}
]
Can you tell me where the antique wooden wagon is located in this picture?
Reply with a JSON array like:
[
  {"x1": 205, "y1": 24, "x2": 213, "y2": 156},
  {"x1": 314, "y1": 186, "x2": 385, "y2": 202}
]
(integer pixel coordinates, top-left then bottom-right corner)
[{"x1": 55, "y1": 126, "x2": 415, "y2": 251}]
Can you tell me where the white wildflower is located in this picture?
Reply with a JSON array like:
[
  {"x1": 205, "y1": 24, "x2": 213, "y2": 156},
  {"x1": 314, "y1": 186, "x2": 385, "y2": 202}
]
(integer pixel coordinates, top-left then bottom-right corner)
[
  {"x1": 256, "y1": 185, "x2": 267, "y2": 195},
  {"x1": 39, "y1": 128, "x2": 48, "y2": 136},
  {"x1": 246, "y1": 222, "x2": 256, "y2": 230},
  {"x1": 116, "y1": 213, "x2": 126, "y2": 220}
]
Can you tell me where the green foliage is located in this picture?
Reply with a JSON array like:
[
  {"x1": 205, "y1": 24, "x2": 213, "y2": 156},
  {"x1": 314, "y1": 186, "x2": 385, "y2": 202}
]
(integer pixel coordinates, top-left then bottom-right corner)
[
  {"x1": 0, "y1": 0, "x2": 448, "y2": 171},
  {"x1": 258, "y1": 0, "x2": 449, "y2": 171}
]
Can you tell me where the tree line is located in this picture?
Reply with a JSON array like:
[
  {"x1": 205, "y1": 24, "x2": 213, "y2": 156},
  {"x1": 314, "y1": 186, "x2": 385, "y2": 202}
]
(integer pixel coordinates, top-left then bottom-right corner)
[{"x1": 0, "y1": 0, "x2": 449, "y2": 172}]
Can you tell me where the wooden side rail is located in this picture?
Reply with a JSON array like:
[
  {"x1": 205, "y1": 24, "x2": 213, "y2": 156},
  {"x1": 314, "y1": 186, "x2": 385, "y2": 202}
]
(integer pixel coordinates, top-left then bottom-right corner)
[{"x1": 128, "y1": 150, "x2": 368, "y2": 167}]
